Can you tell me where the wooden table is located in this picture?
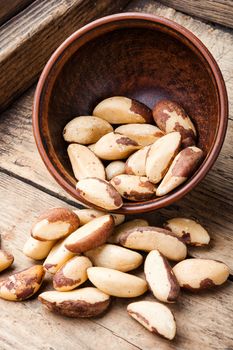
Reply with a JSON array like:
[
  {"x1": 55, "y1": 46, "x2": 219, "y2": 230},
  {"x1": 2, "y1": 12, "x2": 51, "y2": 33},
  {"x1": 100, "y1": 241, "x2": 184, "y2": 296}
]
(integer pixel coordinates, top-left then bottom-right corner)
[{"x1": 0, "y1": 1, "x2": 233, "y2": 349}]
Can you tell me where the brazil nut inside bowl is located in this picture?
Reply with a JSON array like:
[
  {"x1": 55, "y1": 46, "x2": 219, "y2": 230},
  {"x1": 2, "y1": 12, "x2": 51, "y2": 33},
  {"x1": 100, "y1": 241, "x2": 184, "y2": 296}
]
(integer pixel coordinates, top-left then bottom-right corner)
[{"x1": 33, "y1": 13, "x2": 228, "y2": 214}]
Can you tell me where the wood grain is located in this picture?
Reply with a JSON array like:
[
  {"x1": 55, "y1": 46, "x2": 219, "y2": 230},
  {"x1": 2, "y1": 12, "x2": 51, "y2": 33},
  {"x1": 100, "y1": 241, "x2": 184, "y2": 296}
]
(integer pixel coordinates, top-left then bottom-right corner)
[
  {"x1": 0, "y1": 0, "x2": 130, "y2": 112},
  {"x1": 0, "y1": 171, "x2": 232, "y2": 350},
  {"x1": 0, "y1": 0, "x2": 34, "y2": 25},
  {"x1": 0, "y1": 306, "x2": 138, "y2": 350},
  {"x1": 158, "y1": 0, "x2": 233, "y2": 29}
]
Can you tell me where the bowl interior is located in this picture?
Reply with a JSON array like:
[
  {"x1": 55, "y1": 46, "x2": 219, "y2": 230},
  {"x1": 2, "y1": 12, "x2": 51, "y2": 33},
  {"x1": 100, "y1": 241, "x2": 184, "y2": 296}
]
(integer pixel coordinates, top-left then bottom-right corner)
[{"x1": 36, "y1": 16, "x2": 223, "y2": 212}]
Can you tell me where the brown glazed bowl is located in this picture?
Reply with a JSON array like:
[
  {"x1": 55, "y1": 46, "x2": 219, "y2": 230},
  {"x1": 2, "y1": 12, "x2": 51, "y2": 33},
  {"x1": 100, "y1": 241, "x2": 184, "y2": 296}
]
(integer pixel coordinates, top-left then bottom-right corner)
[{"x1": 33, "y1": 13, "x2": 228, "y2": 214}]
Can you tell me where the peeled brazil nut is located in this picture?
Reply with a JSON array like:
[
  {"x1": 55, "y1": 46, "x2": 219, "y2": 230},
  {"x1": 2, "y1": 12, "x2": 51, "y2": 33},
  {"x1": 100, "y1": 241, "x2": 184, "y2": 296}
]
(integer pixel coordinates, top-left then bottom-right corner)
[
  {"x1": 39, "y1": 287, "x2": 110, "y2": 318},
  {"x1": 43, "y1": 239, "x2": 75, "y2": 274},
  {"x1": 127, "y1": 301, "x2": 176, "y2": 340},
  {"x1": 93, "y1": 132, "x2": 140, "y2": 160},
  {"x1": 107, "y1": 219, "x2": 149, "y2": 244},
  {"x1": 125, "y1": 146, "x2": 150, "y2": 176},
  {"x1": 31, "y1": 207, "x2": 80, "y2": 241},
  {"x1": 0, "y1": 265, "x2": 44, "y2": 301},
  {"x1": 67, "y1": 144, "x2": 105, "y2": 181},
  {"x1": 87, "y1": 267, "x2": 147, "y2": 297},
  {"x1": 153, "y1": 99, "x2": 197, "y2": 147},
  {"x1": 164, "y1": 217, "x2": 210, "y2": 246},
  {"x1": 144, "y1": 250, "x2": 180, "y2": 303},
  {"x1": 156, "y1": 147, "x2": 203, "y2": 196},
  {"x1": 0, "y1": 250, "x2": 14, "y2": 272},
  {"x1": 76, "y1": 178, "x2": 123, "y2": 210},
  {"x1": 53, "y1": 256, "x2": 92, "y2": 291},
  {"x1": 84, "y1": 244, "x2": 143, "y2": 272},
  {"x1": 105, "y1": 161, "x2": 125, "y2": 180},
  {"x1": 146, "y1": 132, "x2": 181, "y2": 184},
  {"x1": 173, "y1": 258, "x2": 230, "y2": 291},
  {"x1": 115, "y1": 123, "x2": 164, "y2": 146},
  {"x1": 63, "y1": 116, "x2": 113, "y2": 144},
  {"x1": 73, "y1": 208, "x2": 125, "y2": 226},
  {"x1": 65, "y1": 215, "x2": 114, "y2": 253},
  {"x1": 111, "y1": 174, "x2": 156, "y2": 201},
  {"x1": 93, "y1": 96, "x2": 152, "y2": 124},
  {"x1": 119, "y1": 227, "x2": 187, "y2": 261},
  {"x1": 23, "y1": 237, "x2": 55, "y2": 260}
]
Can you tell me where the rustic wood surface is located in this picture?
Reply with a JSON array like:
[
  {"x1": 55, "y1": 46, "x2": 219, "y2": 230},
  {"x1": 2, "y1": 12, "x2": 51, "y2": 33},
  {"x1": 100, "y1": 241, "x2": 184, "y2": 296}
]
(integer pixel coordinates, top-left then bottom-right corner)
[
  {"x1": 0, "y1": 0, "x2": 130, "y2": 112},
  {"x1": 0, "y1": 0, "x2": 233, "y2": 349},
  {"x1": 0, "y1": 0, "x2": 34, "y2": 25},
  {"x1": 0, "y1": 172, "x2": 233, "y2": 350},
  {"x1": 158, "y1": 0, "x2": 233, "y2": 28}
]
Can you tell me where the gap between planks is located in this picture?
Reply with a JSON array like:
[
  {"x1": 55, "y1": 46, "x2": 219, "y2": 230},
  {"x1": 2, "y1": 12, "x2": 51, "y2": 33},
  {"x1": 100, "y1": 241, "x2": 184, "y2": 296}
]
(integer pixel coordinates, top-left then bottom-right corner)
[
  {"x1": 0, "y1": 166, "x2": 81, "y2": 208},
  {"x1": 0, "y1": 0, "x2": 35, "y2": 26}
]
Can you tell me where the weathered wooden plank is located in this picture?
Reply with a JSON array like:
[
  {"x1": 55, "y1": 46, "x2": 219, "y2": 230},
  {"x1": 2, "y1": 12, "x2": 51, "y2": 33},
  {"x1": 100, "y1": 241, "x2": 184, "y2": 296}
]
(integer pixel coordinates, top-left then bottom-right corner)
[
  {"x1": 98, "y1": 284, "x2": 233, "y2": 350},
  {"x1": 0, "y1": 171, "x2": 233, "y2": 350},
  {"x1": 0, "y1": 0, "x2": 34, "y2": 25},
  {"x1": 158, "y1": 0, "x2": 233, "y2": 29},
  {"x1": 0, "y1": 298, "x2": 138, "y2": 350},
  {"x1": 0, "y1": 0, "x2": 130, "y2": 112},
  {"x1": 0, "y1": 87, "x2": 76, "y2": 204}
]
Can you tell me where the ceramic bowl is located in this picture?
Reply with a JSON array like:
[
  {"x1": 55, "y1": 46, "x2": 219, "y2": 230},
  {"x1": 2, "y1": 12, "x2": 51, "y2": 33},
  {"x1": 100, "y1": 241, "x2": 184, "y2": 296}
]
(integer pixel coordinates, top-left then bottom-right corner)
[{"x1": 33, "y1": 13, "x2": 228, "y2": 214}]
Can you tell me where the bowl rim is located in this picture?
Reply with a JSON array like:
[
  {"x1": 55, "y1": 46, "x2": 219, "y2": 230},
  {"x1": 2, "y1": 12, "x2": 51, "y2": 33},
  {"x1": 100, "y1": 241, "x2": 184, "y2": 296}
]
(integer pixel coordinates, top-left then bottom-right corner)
[{"x1": 33, "y1": 12, "x2": 228, "y2": 214}]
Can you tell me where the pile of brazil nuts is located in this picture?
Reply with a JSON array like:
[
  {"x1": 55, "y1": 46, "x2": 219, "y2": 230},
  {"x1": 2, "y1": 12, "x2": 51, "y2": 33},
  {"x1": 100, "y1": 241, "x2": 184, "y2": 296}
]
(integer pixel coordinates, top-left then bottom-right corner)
[
  {"x1": 63, "y1": 96, "x2": 204, "y2": 210},
  {"x1": 0, "y1": 207, "x2": 230, "y2": 341}
]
